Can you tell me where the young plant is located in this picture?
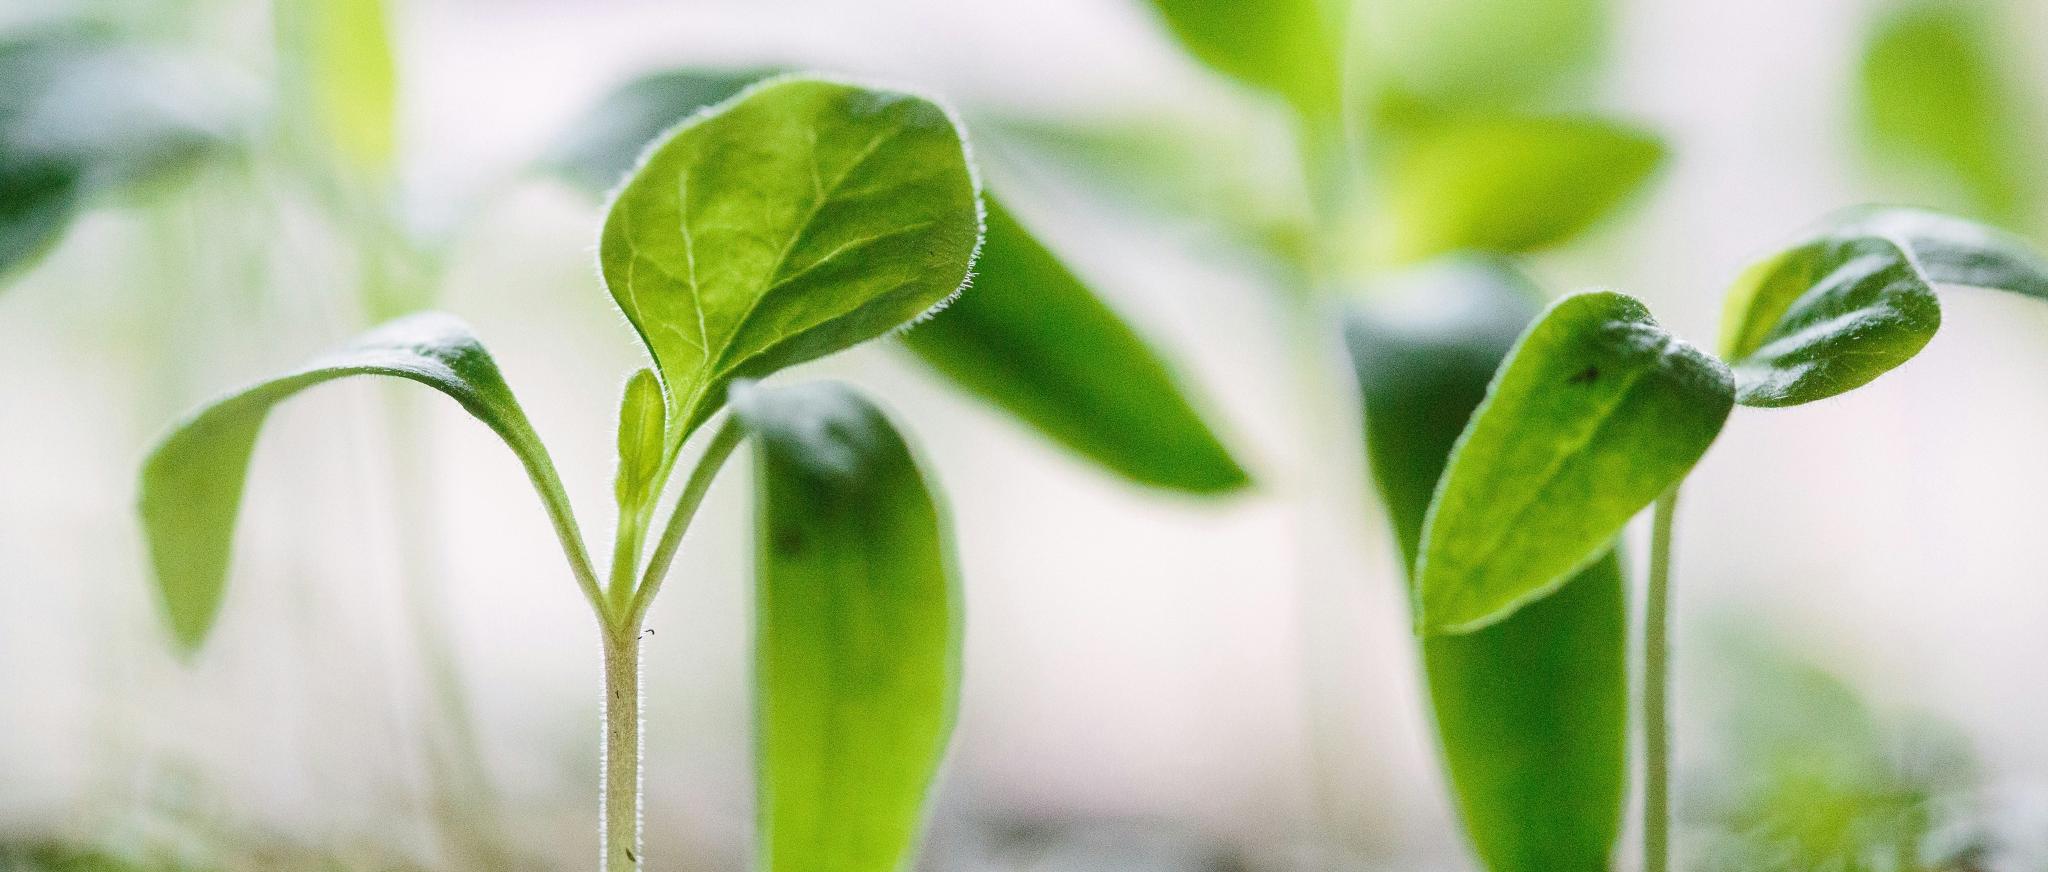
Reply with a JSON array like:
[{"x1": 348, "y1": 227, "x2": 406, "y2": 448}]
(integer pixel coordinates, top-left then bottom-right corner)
[
  {"x1": 137, "y1": 76, "x2": 982, "y2": 872},
  {"x1": 1414, "y1": 205, "x2": 2048, "y2": 872}
]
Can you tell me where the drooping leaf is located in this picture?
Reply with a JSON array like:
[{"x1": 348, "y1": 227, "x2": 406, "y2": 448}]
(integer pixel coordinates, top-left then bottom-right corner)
[
  {"x1": 1368, "y1": 115, "x2": 1665, "y2": 265},
  {"x1": 1141, "y1": 0, "x2": 1344, "y2": 118},
  {"x1": 1719, "y1": 234, "x2": 1940, "y2": 408},
  {"x1": 278, "y1": 0, "x2": 398, "y2": 172},
  {"x1": 546, "y1": 67, "x2": 780, "y2": 192},
  {"x1": 0, "y1": 30, "x2": 233, "y2": 281},
  {"x1": 599, "y1": 76, "x2": 981, "y2": 444},
  {"x1": 1360, "y1": 0, "x2": 1608, "y2": 115},
  {"x1": 1859, "y1": 0, "x2": 2035, "y2": 223},
  {"x1": 1419, "y1": 291, "x2": 1732, "y2": 634},
  {"x1": 734, "y1": 380, "x2": 959, "y2": 872},
  {"x1": 902, "y1": 197, "x2": 1248, "y2": 493},
  {"x1": 1345, "y1": 259, "x2": 1626, "y2": 871},
  {"x1": 138, "y1": 313, "x2": 589, "y2": 651},
  {"x1": 1827, "y1": 205, "x2": 2048, "y2": 300},
  {"x1": 612, "y1": 367, "x2": 667, "y2": 515}
]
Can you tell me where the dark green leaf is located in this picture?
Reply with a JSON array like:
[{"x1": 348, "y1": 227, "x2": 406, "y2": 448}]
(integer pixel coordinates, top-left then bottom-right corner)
[
  {"x1": 546, "y1": 67, "x2": 780, "y2": 192},
  {"x1": 138, "y1": 313, "x2": 590, "y2": 651},
  {"x1": 1419, "y1": 291, "x2": 1732, "y2": 633},
  {"x1": 1720, "y1": 234, "x2": 1940, "y2": 408},
  {"x1": 1345, "y1": 259, "x2": 1625, "y2": 872},
  {"x1": 1141, "y1": 0, "x2": 1344, "y2": 117},
  {"x1": 599, "y1": 76, "x2": 981, "y2": 442},
  {"x1": 0, "y1": 158, "x2": 81, "y2": 280},
  {"x1": 1828, "y1": 205, "x2": 2048, "y2": 299},
  {"x1": 612, "y1": 367, "x2": 667, "y2": 514},
  {"x1": 903, "y1": 197, "x2": 1248, "y2": 493},
  {"x1": 734, "y1": 381, "x2": 959, "y2": 872},
  {"x1": 1369, "y1": 115, "x2": 1664, "y2": 264},
  {"x1": 1859, "y1": 0, "x2": 2035, "y2": 223}
]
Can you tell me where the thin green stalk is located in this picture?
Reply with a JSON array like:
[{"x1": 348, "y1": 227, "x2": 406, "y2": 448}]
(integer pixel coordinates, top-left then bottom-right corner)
[
  {"x1": 601, "y1": 627, "x2": 643, "y2": 872},
  {"x1": 1644, "y1": 487, "x2": 1681, "y2": 872},
  {"x1": 629, "y1": 417, "x2": 747, "y2": 627}
]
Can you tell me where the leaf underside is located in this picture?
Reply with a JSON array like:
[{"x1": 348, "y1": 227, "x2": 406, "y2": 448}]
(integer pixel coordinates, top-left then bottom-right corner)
[
  {"x1": 735, "y1": 381, "x2": 959, "y2": 872},
  {"x1": 1418, "y1": 290, "x2": 1733, "y2": 634}
]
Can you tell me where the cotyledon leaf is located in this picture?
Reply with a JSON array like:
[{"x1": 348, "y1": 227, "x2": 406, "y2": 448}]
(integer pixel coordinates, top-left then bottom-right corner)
[
  {"x1": 901, "y1": 197, "x2": 1249, "y2": 494},
  {"x1": 138, "y1": 313, "x2": 592, "y2": 651},
  {"x1": 1345, "y1": 259, "x2": 1625, "y2": 871},
  {"x1": 1419, "y1": 291, "x2": 1732, "y2": 634},
  {"x1": 733, "y1": 380, "x2": 960, "y2": 872},
  {"x1": 1827, "y1": 205, "x2": 2048, "y2": 300},
  {"x1": 599, "y1": 76, "x2": 981, "y2": 446},
  {"x1": 1719, "y1": 232, "x2": 1940, "y2": 408}
]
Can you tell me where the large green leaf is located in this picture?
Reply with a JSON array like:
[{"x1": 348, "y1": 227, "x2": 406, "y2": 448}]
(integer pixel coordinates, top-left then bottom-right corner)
[
  {"x1": 599, "y1": 76, "x2": 981, "y2": 444},
  {"x1": 1345, "y1": 259, "x2": 1625, "y2": 871},
  {"x1": 0, "y1": 31, "x2": 233, "y2": 281},
  {"x1": 1859, "y1": 0, "x2": 2035, "y2": 223},
  {"x1": 1141, "y1": 0, "x2": 1344, "y2": 117},
  {"x1": 1719, "y1": 233, "x2": 1940, "y2": 408},
  {"x1": 138, "y1": 314, "x2": 591, "y2": 651},
  {"x1": 1418, "y1": 291, "x2": 1732, "y2": 634},
  {"x1": 734, "y1": 381, "x2": 959, "y2": 872},
  {"x1": 902, "y1": 197, "x2": 1247, "y2": 493},
  {"x1": 1828, "y1": 205, "x2": 2048, "y2": 299},
  {"x1": 1360, "y1": 0, "x2": 1607, "y2": 114},
  {"x1": 1369, "y1": 115, "x2": 1665, "y2": 265},
  {"x1": 546, "y1": 67, "x2": 780, "y2": 192}
]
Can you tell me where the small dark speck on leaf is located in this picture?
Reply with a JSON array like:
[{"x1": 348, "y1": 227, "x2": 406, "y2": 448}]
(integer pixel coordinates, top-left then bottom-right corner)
[
  {"x1": 773, "y1": 525, "x2": 805, "y2": 555},
  {"x1": 1569, "y1": 365, "x2": 1600, "y2": 384}
]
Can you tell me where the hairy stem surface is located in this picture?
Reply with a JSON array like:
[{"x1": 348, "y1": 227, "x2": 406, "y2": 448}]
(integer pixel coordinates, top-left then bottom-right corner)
[
  {"x1": 601, "y1": 628, "x2": 643, "y2": 872},
  {"x1": 1644, "y1": 487, "x2": 1680, "y2": 872}
]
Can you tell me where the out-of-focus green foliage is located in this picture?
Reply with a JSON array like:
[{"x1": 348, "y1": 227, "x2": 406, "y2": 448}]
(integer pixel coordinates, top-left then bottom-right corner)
[
  {"x1": 1859, "y1": 0, "x2": 2037, "y2": 226},
  {"x1": 904, "y1": 198, "x2": 1248, "y2": 493},
  {"x1": 137, "y1": 314, "x2": 587, "y2": 651},
  {"x1": 276, "y1": 0, "x2": 397, "y2": 174},
  {"x1": 599, "y1": 77, "x2": 981, "y2": 443},
  {"x1": 1721, "y1": 235, "x2": 1940, "y2": 408},
  {"x1": 1418, "y1": 291, "x2": 1732, "y2": 634},
  {"x1": 1360, "y1": 0, "x2": 1607, "y2": 114},
  {"x1": 736, "y1": 381, "x2": 960, "y2": 872},
  {"x1": 1139, "y1": 0, "x2": 1344, "y2": 118},
  {"x1": 1367, "y1": 116, "x2": 1665, "y2": 265},
  {"x1": 546, "y1": 67, "x2": 779, "y2": 192},
  {"x1": 0, "y1": 28, "x2": 234, "y2": 282},
  {"x1": 1690, "y1": 635, "x2": 1989, "y2": 872},
  {"x1": 1346, "y1": 259, "x2": 1627, "y2": 872}
]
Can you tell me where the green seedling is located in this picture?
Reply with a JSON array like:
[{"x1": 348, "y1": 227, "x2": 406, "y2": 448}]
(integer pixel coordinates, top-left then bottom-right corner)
[
  {"x1": 138, "y1": 77, "x2": 981, "y2": 872},
  {"x1": 1415, "y1": 205, "x2": 2048, "y2": 872}
]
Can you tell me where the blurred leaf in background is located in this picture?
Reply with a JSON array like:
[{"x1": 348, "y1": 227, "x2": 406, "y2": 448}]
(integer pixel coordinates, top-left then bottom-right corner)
[
  {"x1": 275, "y1": 0, "x2": 396, "y2": 176},
  {"x1": 1358, "y1": 0, "x2": 1607, "y2": 117},
  {"x1": 1859, "y1": 0, "x2": 2040, "y2": 228},
  {"x1": 1140, "y1": 0, "x2": 1346, "y2": 119},
  {"x1": 545, "y1": 66, "x2": 781, "y2": 192},
  {"x1": 0, "y1": 27, "x2": 236, "y2": 282},
  {"x1": 1689, "y1": 631, "x2": 1990, "y2": 872}
]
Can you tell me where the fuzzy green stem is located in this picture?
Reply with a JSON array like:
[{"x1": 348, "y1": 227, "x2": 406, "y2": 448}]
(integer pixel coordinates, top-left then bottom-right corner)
[
  {"x1": 601, "y1": 628, "x2": 643, "y2": 872},
  {"x1": 1644, "y1": 487, "x2": 1681, "y2": 872}
]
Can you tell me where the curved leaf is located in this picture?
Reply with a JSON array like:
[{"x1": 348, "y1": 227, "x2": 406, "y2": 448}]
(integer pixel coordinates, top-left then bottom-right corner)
[
  {"x1": 1345, "y1": 259, "x2": 1626, "y2": 871},
  {"x1": 1369, "y1": 115, "x2": 1665, "y2": 265},
  {"x1": 138, "y1": 313, "x2": 591, "y2": 651},
  {"x1": 1419, "y1": 291, "x2": 1732, "y2": 634},
  {"x1": 1828, "y1": 205, "x2": 2048, "y2": 299},
  {"x1": 1720, "y1": 234, "x2": 1940, "y2": 408},
  {"x1": 599, "y1": 76, "x2": 981, "y2": 443},
  {"x1": 1141, "y1": 0, "x2": 1344, "y2": 117},
  {"x1": 902, "y1": 197, "x2": 1248, "y2": 493},
  {"x1": 1859, "y1": 0, "x2": 2035, "y2": 222},
  {"x1": 734, "y1": 381, "x2": 959, "y2": 872},
  {"x1": 546, "y1": 67, "x2": 781, "y2": 192}
]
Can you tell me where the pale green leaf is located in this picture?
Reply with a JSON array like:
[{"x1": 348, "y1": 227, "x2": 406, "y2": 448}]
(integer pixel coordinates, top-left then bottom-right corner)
[
  {"x1": 599, "y1": 76, "x2": 981, "y2": 443},
  {"x1": 1360, "y1": 0, "x2": 1608, "y2": 114},
  {"x1": 1142, "y1": 0, "x2": 1345, "y2": 117},
  {"x1": 1345, "y1": 259, "x2": 1625, "y2": 871},
  {"x1": 138, "y1": 314, "x2": 591, "y2": 651},
  {"x1": 1719, "y1": 234, "x2": 1940, "y2": 408},
  {"x1": 1419, "y1": 291, "x2": 1732, "y2": 634},
  {"x1": 1369, "y1": 115, "x2": 1664, "y2": 264},
  {"x1": 279, "y1": 0, "x2": 398, "y2": 171},
  {"x1": 734, "y1": 381, "x2": 959, "y2": 872},
  {"x1": 902, "y1": 197, "x2": 1248, "y2": 494},
  {"x1": 612, "y1": 367, "x2": 667, "y2": 514}
]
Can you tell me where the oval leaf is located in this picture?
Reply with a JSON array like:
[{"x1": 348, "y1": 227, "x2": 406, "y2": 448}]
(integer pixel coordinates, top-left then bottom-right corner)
[
  {"x1": 1419, "y1": 291, "x2": 1732, "y2": 634},
  {"x1": 1369, "y1": 115, "x2": 1665, "y2": 265},
  {"x1": 138, "y1": 313, "x2": 588, "y2": 651},
  {"x1": 1720, "y1": 233, "x2": 1940, "y2": 407},
  {"x1": 613, "y1": 367, "x2": 668, "y2": 514},
  {"x1": 1346, "y1": 260, "x2": 1625, "y2": 871},
  {"x1": 734, "y1": 381, "x2": 959, "y2": 872},
  {"x1": 599, "y1": 76, "x2": 981, "y2": 442},
  {"x1": 1142, "y1": 0, "x2": 1344, "y2": 117},
  {"x1": 1828, "y1": 205, "x2": 2048, "y2": 300},
  {"x1": 903, "y1": 197, "x2": 1248, "y2": 493}
]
